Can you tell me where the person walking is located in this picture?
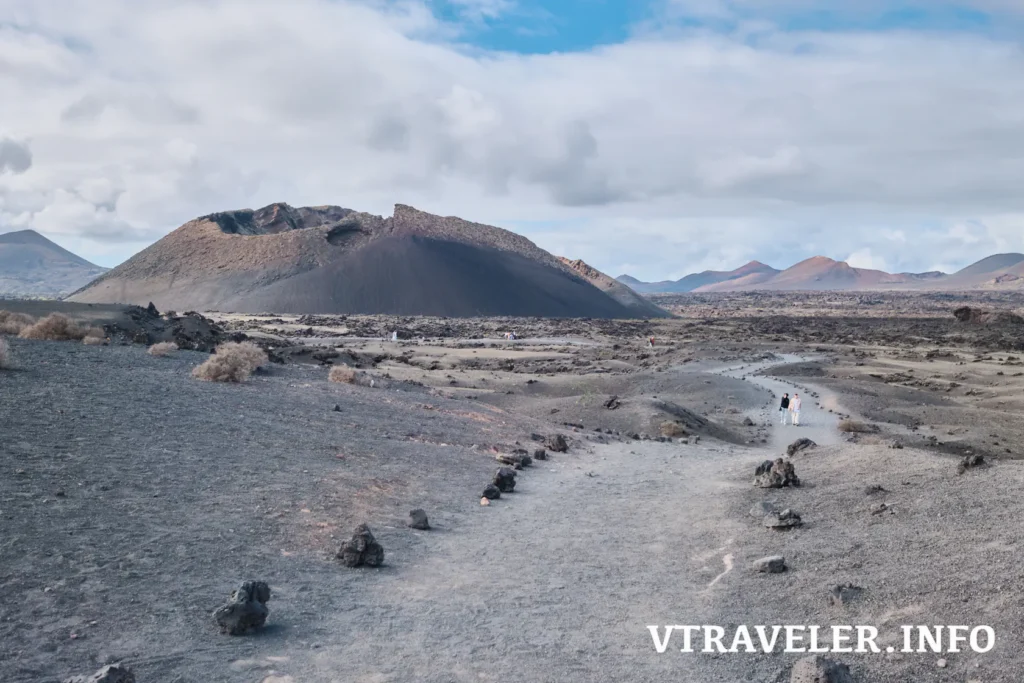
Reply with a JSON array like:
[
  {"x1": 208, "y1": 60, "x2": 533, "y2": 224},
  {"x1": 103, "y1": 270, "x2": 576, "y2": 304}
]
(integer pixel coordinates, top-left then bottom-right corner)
[
  {"x1": 791, "y1": 393, "x2": 802, "y2": 426},
  {"x1": 779, "y1": 393, "x2": 790, "y2": 425}
]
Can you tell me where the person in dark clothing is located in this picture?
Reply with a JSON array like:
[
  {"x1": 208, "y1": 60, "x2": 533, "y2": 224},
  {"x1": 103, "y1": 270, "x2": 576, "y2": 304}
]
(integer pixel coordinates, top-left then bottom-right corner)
[{"x1": 779, "y1": 393, "x2": 790, "y2": 425}]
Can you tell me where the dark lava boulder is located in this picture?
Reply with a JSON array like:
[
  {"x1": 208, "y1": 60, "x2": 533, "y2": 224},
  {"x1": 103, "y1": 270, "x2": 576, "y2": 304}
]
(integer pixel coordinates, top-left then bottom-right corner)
[
  {"x1": 408, "y1": 508, "x2": 430, "y2": 530},
  {"x1": 545, "y1": 434, "x2": 568, "y2": 452},
  {"x1": 493, "y1": 467, "x2": 517, "y2": 493},
  {"x1": 482, "y1": 483, "x2": 501, "y2": 500},
  {"x1": 213, "y1": 580, "x2": 271, "y2": 635},
  {"x1": 337, "y1": 524, "x2": 385, "y2": 567},
  {"x1": 786, "y1": 437, "x2": 817, "y2": 456},
  {"x1": 754, "y1": 458, "x2": 800, "y2": 488}
]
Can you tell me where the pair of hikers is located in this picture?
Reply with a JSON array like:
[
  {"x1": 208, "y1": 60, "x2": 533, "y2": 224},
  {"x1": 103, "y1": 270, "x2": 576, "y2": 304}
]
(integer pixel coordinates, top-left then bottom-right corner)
[{"x1": 779, "y1": 392, "x2": 802, "y2": 426}]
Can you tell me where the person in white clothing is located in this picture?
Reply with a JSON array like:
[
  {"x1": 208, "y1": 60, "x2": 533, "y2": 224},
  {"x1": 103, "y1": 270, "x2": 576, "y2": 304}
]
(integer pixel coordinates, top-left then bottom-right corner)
[{"x1": 790, "y1": 394, "x2": 802, "y2": 426}]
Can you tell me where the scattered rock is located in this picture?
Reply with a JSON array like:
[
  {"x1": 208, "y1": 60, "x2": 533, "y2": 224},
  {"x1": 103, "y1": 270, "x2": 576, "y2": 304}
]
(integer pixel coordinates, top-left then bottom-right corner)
[
  {"x1": 493, "y1": 467, "x2": 517, "y2": 493},
  {"x1": 63, "y1": 664, "x2": 136, "y2": 683},
  {"x1": 332, "y1": 404, "x2": 342, "y2": 412},
  {"x1": 871, "y1": 502, "x2": 892, "y2": 516},
  {"x1": 742, "y1": 416, "x2": 755, "y2": 426},
  {"x1": 497, "y1": 450, "x2": 532, "y2": 469},
  {"x1": 754, "y1": 458, "x2": 800, "y2": 488},
  {"x1": 828, "y1": 583, "x2": 863, "y2": 607},
  {"x1": 533, "y1": 448, "x2": 548, "y2": 461},
  {"x1": 957, "y1": 453, "x2": 986, "y2": 475},
  {"x1": 480, "y1": 497, "x2": 490, "y2": 506},
  {"x1": 752, "y1": 555, "x2": 787, "y2": 573},
  {"x1": 545, "y1": 434, "x2": 568, "y2": 452},
  {"x1": 749, "y1": 501, "x2": 778, "y2": 518},
  {"x1": 213, "y1": 581, "x2": 271, "y2": 635},
  {"x1": 888, "y1": 440, "x2": 903, "y2": 449},
  {"x1": 482, "y1": 483, "x2": 501, "y2": 500},
  {"x1": 786, "y1": 437, "x2": 817, "y2": 457},
  {"x1": 790, "y1": 655, "x2": 853, "y2": 683},
  {"x1": 336, "y1": 524, "x2": 385, "y2": 568},
  {"x1": 864, "y1": 484, "x2": 888, "y2": 496},
  {"x1": 764, "y1": 508, "x2": 803, "y2": 529},
  {"x1": 408, "y1": 509, "x2": 429, "y2": 530},
  {"x1": 603, "y1": 395, "x2": 621, "y2": 410}
]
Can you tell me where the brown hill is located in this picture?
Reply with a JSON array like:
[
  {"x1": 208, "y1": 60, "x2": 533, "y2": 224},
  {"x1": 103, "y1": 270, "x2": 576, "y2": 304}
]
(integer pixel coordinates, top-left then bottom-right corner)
[
  {"x1": 67, "y1": 203, "x2": 659, "y2": 318},
  {"x1": 701, "y1": 256, "x2": 916, "y2": 292},
  {"x1": 0, "y1": 230, "x2": 107, "y2": 297},
  {"x1": 557, "y1": 258, "x2": 669, "y2": 317}
]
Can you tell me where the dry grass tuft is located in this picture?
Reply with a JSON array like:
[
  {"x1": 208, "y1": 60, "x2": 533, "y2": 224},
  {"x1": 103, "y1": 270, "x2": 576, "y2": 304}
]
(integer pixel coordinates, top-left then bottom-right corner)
[
  {"x1": 837, "y1": 419, "x2": 878, "y2": 434},
  {"x1": 148, "y1": 341, "x2": 179, "y2": 357},
  {"x1": 82, "y1": 335, "x2": 106, "y2": 346},
  {"x1": 0, "y1": 338, "x2": 10, "y2": 369},
  {"x1": 0, "y1": 311, "x2": 35, "y2": 336},
  {"x1": 18, "y1": 313, "x2": 87, "y2": 341},
  {"x1": 660, "y1": 421, "x2": 688, "y2": 438},
  {"x1": 329, "y1": 365, "x2": 358, "y2": 384},
  {"x1": 192, "y1": 341, "x2": 267, "y2": 383}
]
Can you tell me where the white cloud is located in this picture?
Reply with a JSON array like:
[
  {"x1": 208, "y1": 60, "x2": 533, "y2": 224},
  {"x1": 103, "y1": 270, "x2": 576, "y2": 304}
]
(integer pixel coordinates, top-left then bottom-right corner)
[{"x1": 0, "y1": 0, "x2": 1023, "y2": 274}]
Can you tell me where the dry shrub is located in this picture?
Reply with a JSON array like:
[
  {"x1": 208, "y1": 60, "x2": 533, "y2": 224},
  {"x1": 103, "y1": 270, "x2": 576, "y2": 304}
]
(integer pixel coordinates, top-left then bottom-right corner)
[
  {"x1": 0, "y1": 311, "x2": 35, "y2": 336},
  {"x1": 660, "y1": 421, "x2": 688, "y2": 438},
  {"x1": 329, "y1": 365, "x2": 358, "y2": 384},
  {"x1": 82, "y1": 335, "x2": 106, "y2": 345},
  {"x1": 838, "y1": 419, "x2": 878, "y2": 434},
  {"x1": 18, "y1": 313, "x2": 86, "y2": 341},
  {"x1": 192, "y1": 341, "x2": 267, "y2": 383},
  {"x1": 148, "y1": 341, "x2": 179, "y2": 357},
  {"x1": 0, "y1": 338, "x2": 10, "y2": 369}
]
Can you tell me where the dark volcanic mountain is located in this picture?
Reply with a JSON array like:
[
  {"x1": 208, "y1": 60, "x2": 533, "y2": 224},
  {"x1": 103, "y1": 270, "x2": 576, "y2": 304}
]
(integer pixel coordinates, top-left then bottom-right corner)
[
  {"x1": 0, "y1": 229, "x2": 108, "y2": 297},
  {"x1": 68, "y1": 203, "x2": 665, "y2": 318},
  {"x1": 557, "y1": 258, "x2": 669, "y2": 318}
]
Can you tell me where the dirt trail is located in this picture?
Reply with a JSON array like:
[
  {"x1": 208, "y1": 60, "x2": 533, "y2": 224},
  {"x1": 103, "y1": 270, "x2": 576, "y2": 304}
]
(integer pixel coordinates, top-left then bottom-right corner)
[
  {"x1": 714, "y1": 355, "x2": 843, "y2": 453},
  {"x1": 258, "y1": 440, "x2": 765, "y2": 683}
]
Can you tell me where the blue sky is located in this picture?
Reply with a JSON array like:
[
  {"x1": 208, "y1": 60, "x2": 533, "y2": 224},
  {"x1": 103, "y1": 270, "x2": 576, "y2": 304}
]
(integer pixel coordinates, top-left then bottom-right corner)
[{"x1": 2, "y1": 0, "x2": 1024, "y2": 278}]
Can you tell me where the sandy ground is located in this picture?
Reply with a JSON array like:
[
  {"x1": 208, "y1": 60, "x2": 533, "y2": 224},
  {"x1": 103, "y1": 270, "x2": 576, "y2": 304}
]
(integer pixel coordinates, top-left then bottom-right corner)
[{"x1": 4, "y1": 297, "x2": 1024, "y2": 681}]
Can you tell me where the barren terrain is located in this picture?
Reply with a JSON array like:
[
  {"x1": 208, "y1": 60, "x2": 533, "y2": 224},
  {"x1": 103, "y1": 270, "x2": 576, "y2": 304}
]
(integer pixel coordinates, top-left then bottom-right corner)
[{"x1": 2, "y1": 291, "x2": 1024, "y2": 682}]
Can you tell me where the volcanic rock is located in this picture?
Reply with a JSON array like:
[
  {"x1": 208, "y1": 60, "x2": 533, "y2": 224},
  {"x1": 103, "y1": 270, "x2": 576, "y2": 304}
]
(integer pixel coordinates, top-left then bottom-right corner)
[
  {"x1": 752, "y1": 556, "x2": 787, "y2": 573},
  {"x1": 545, "y1": 434, "x2": 568, "y2": 452},
  {"x1": 957, "y1": 453, "x2": 986, "y2": 475},
  {"x1": 828, "y1": 583, "x2": 863, "y2": 606},
  {"x1": 63, "y1": 665, "x2": 136, "y2": 683},
  {"x1": 337, "y1": 524, "x2": 385, "y2": 567},
  {"x1": 790, "y1": 655, "x2": 853, "y2": 683},
  {"x1": 786, "y1": 437, "x2": 817, "y2": 456},
  {"x1": 533, "y1": 448, "x2": 548, "y2": 461},
  {"x1": 493, "y1": 467, "x2": 517, "y2": 493},
  {"x1": 754, "y1": 458, "x2": 800, "y2": 488},
  {"x1": 408, "y1": 509, "x2": 430, "y2": 530},
  {"x1": 764, "y1": 509, "x2": 803, "y2": 529},
  {"x1": 482, "y1": 484, "x2": 501, "y2": 500},
  {"x1": 213, "y1": 580, "x2": 271, "y2": 635}
]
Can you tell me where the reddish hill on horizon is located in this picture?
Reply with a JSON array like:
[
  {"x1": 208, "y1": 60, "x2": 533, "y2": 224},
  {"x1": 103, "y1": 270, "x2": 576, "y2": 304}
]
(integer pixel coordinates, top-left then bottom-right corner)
[{"x1": 619, "y1": 252, "x2": 1024, "y2": 293}]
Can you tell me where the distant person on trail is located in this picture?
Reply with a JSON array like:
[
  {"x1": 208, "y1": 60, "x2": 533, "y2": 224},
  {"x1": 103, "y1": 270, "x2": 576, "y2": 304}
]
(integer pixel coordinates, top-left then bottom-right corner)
[
  {"x1": 649, "y1": 337, "x2": 655, "y2": 348},
  {"x1": 779, "y1": 393, "x2": 790, "y2": 425},
  {"x1": 791, "y1": 393, "x2": 802, "y2": 426}
]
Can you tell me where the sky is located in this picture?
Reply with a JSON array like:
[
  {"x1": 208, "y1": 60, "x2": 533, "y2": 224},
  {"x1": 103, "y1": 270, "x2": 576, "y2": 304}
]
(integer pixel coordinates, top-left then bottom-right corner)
[{"x1": 1, "y1": 0, "x2": 1024, "y2": 280}]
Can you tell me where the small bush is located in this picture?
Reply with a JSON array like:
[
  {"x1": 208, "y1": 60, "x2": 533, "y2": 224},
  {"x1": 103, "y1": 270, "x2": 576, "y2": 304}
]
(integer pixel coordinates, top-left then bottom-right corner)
[
  {"x1": 0, "y1": 311, "x2": 35, "y2": 336},
  {"x1": 0, "y1": 338, "x2": 10, "y2": 369},
  {"x1": 192, "y1": 341, "x2": 267, "y2": 383},
  {"x1": 660, "y1": 421, "x2": 688, "y2": 438},
  {"x1": 82, "y1": 335, "x2": 106, "y2": 345},
  {"x1": 837, "y1": 419, "x2": 878, "y2": 434},
  {"x1": 329, "y1": 365, "x2": 358, "y2": 384},
  {"x1": 148, "y1": 342, "x2": 179, "y2": 357},
  {"x1": 18, "y1": 313, "x2": 86, "y2": 341}
]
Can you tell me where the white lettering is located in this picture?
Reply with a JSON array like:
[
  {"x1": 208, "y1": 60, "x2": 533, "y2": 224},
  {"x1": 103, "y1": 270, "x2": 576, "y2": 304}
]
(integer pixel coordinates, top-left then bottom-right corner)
[
  {"x1": 856, "y1": 626, "x2": 880, "y2": 653},
  {"x1": 679, "y1": 625, "x2": 701, "y2": 653},
  {"x1": 832, "y1": 625, "x2": 853, "y2": 653},
  {"x1": 947, "y1": 625, "x2": 968, "y2": 653},
  {"x1": 918, "y1": 626, "x2": 943, "y2": 653},
  {"x1": 648, "y1": 625, "x2": 675, "y2": 654},
  {"x1": 785, "y1": 626, "x2": 806, "y2": 653},
  {"x1": 729, "y1": 625, "x2": 756, "y2": 653},
  {"x1": 703, "y1": 626, "x2": 727, "y2": 653},
  {"x1": 971, "y1": 626, "x2": 995, "y2": 654}
]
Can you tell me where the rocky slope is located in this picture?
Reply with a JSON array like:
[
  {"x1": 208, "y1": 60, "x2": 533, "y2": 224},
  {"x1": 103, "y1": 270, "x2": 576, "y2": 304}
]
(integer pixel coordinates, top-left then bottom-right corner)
[{"x1": 68, "y1": 203, "x2": 658, "y2": 318}]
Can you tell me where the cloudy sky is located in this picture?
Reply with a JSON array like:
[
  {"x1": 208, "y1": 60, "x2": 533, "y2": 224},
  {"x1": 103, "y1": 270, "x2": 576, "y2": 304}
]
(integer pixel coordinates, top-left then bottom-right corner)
[{"x1": 2, "y1": 0, "x2": 1024, "y2": 280}]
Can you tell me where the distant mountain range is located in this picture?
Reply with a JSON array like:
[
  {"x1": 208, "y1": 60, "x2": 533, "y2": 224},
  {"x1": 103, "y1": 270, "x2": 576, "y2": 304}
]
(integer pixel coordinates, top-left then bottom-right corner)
[
  {"x1": 618, "y1": 254, "x2": 1024, "y2": 293},
  {"x1": 0, "y1": 230, "x2": 108, "y2": 298}
]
